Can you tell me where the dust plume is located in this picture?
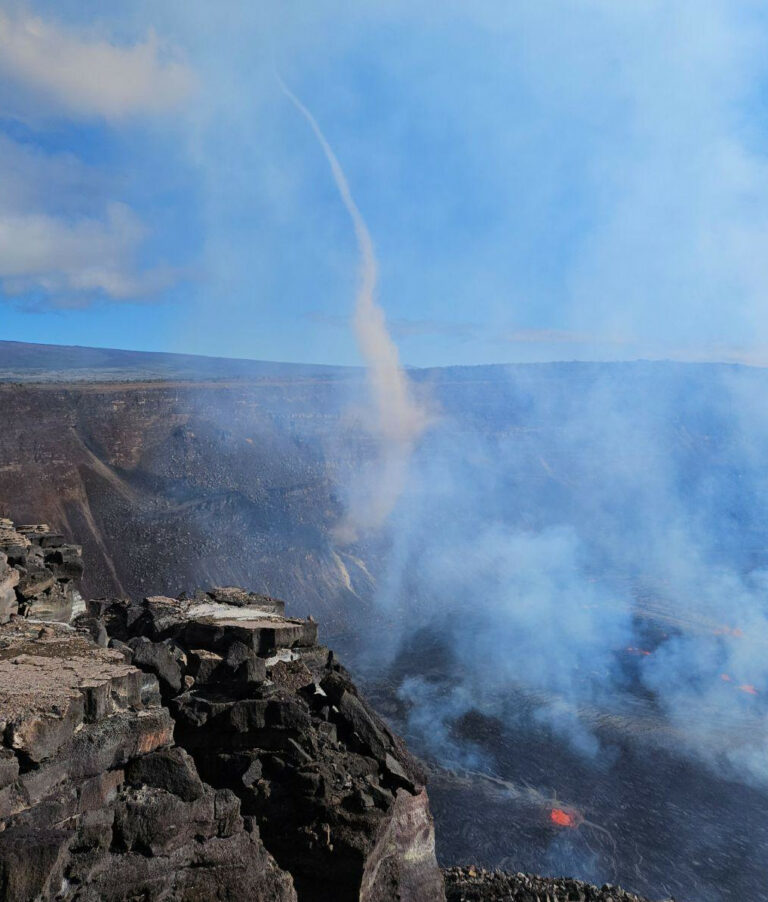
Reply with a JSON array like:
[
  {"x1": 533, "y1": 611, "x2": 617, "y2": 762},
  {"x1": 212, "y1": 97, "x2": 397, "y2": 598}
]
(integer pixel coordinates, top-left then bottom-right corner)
[{"x1": 279, "y1": 77, "x2": 429, "y2": 539}]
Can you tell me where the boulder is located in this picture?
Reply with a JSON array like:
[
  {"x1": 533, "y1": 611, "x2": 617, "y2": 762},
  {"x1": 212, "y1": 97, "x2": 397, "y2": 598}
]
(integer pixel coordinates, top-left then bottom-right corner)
[
  {"x1": 128, "y1": 635, "x2": 187, "y2": 695},
  {"x1": 125, "y1": 747, "x2": 205, "y2": 802}
]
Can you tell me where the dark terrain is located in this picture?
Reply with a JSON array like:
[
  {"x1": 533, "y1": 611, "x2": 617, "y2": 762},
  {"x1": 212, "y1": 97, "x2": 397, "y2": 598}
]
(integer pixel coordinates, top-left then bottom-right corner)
[
  {"x1": 2, "y1": 340, "x2": 768, "y2": 902},
  {"x1": 0, "y1": 517, "x2": 443, "y2": 901},
  {"x1": 0, "y1": 377, "x2": 366, "y2": 632}
]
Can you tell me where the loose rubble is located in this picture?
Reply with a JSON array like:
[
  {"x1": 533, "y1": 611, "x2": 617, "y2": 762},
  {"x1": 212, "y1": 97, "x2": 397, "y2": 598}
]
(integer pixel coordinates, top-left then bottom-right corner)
[{"x1": 443, "y1": 868, "x2": 669, "y2": 902}]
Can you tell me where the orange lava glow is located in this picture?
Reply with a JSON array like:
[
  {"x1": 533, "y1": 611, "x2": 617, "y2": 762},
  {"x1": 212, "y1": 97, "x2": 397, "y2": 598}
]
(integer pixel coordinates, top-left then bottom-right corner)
[
  {"x1": 719, "y1": 674, "x2": 759, "y2": 695},
  {"x1": 550, "y1": 808, "x2": 575, "y2": 828},
  {"x1": 738, "y1": 684, "x2": 758, "y2": 696},
  {"x1": 626, "y1": 646, "x2": 651, "y2": 656}
]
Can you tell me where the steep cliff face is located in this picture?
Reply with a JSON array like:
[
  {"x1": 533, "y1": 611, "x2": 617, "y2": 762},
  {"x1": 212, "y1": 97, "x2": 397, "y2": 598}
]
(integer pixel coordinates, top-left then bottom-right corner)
[
  {"x1": 0, "y1": 382, "x2": 375, "y2": 639},
  {"x1": 1, "y1": 362, "x2": 750, "y2": 645},
  {"x1": 0, "y1": 517, "x2": 444, "y2": 902},
  {"x1": 0, "y1": 619, "x2": 295, "y2": 902}
]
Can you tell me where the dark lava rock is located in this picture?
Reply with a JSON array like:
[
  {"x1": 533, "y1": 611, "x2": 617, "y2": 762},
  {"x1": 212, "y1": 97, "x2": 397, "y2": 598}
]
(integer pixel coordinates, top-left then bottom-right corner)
[
  {"x1": 128, "y1": 634, "x2": 187, "y2": 695},
  {"x1": 0, "y1": 515, "x2": 445, "y2": 901},
  {"x1": 124, "y1": 747, "x2": 205, "y2": 802},
  {"x1": 0, "y1": 615, "x2": 296, "y2": 901},
  {"x1": 90, "y1": 590, "x2": 445, "y2": 902},
  {"x1": 443, "y1": 867, "x2": 672, "y2": 902},
  {"x1": 0, "y1": 519, "x2": 83, "y2": 623}
]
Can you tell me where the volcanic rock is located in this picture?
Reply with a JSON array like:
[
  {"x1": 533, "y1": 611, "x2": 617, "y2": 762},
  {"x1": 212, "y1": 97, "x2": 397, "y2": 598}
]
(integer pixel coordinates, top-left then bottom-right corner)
[
  {"x1": 0, "y1": 520, "x2": 83, "y2": 623},
  {"x1": 0, "y1": 514, "x2": 444, "y2": 901},
  {"x1": 85, "y1": 590, "x2": 445, "y2": 902},
  {"x1": 0, "y1": 616, "x2": 296, "y2": 902},
  {"x1": 124, "y1": 747, "x2": 205, "y2": 802},
  {"x1": 443, "y1": 868, "x2": 670, "y2": 902}
]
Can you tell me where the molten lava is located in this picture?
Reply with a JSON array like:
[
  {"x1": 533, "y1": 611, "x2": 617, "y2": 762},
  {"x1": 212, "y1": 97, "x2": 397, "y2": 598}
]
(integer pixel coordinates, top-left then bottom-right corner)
[
  {"x1": 626, "y1": 646, "x2": 652, "y2": 656},
  {"x1": 719, "y1": 674, "x2": 758, "y2": 695},
  {"x1": 550, "y1": 808, "x2": 576, "y2": 828}
]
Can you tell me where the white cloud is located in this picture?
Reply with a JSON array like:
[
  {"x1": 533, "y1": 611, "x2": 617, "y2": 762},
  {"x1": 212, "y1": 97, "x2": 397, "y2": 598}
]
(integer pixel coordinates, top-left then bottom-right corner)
[
  {"x1": 0, "y1": 13, "x2": 193, "y2": 118},
  {"x1": 0, "y1": 202, "x2": 176, "y2": 304},
  {"x1": 0, "y1": 10, "x2": 190, "y2": 309}
]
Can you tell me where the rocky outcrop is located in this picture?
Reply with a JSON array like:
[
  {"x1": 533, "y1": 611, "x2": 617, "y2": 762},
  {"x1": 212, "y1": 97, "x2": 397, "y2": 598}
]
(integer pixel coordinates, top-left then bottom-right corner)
[
  {"x1": 85, "y1": 588, "x2": 445, "y2": 902},
  {"x1": 0, "y1": 619, "x2": 295, "y2": 902},
  {"x1": 0, "y1": 519, "x2": 84, "y2": 623},
  {"x1": 0, "y1": 517, "x2": 444, "y2": 901}
]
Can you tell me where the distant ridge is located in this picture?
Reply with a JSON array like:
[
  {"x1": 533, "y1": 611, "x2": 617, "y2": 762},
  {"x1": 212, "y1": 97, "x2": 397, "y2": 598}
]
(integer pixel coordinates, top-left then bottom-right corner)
[
  {"x1": 0, "y1": 339, "x2": 761, "y2": 385},
  {"x1": 0, "y1": 340, "x2": 351, "y2": 383}
]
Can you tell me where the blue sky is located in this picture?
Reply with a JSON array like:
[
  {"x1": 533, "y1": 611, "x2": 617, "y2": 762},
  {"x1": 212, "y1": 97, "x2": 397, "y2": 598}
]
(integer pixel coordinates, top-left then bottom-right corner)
[{"x1": 3, "y1": 1, "x2": 768, "y2": 367}]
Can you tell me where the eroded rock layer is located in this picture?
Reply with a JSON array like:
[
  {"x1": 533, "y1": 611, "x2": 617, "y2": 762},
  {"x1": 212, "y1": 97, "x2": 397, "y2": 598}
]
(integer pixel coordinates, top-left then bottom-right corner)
[
  {"x1": 0, "y1": 517, "x2": 444, "y2": 902},
  {"x1": 0, "y1": 618, "x2": 295, "y2": 901},
  {"x1": 84, "y1": 588, "x2": 444, "y2": 902}
]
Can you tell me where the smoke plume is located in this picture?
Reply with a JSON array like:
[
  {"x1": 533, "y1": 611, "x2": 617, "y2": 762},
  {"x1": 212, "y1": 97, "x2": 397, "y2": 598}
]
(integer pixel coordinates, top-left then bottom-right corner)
[
  {"x1": 279, "y1": 78, "x2": 429, "y2": 539},
  {"x1": 359, "y1": 362, "x2": 768, "y2": 788},
  {"x1": 344, "y1": 361, "x2": 768, "y2": 899}
]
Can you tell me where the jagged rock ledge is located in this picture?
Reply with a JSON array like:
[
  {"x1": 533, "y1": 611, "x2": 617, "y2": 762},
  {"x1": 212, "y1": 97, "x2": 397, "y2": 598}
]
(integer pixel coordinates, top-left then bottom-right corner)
[
  {"x1": 0, "y1": 519, "x2": 84, "y2": 623},
  {"x1": 0, "y1": 517, "x2": 444, "y2": 901}
]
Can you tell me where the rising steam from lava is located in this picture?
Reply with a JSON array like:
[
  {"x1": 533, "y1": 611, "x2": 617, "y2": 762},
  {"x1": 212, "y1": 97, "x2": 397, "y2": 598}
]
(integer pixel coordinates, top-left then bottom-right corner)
[{"x1": 279, "y1": 78, "x2": 429, "y2": 540}]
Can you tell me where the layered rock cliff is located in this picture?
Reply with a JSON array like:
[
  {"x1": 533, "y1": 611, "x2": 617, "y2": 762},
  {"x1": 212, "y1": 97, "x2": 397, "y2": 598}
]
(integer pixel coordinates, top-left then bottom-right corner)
[
  {"x1": 0, "y1": 517, "x2": 444, "y2": 901},
  {"x1": 0, "y1": 515, "x2": 664, "y2": 902}
]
